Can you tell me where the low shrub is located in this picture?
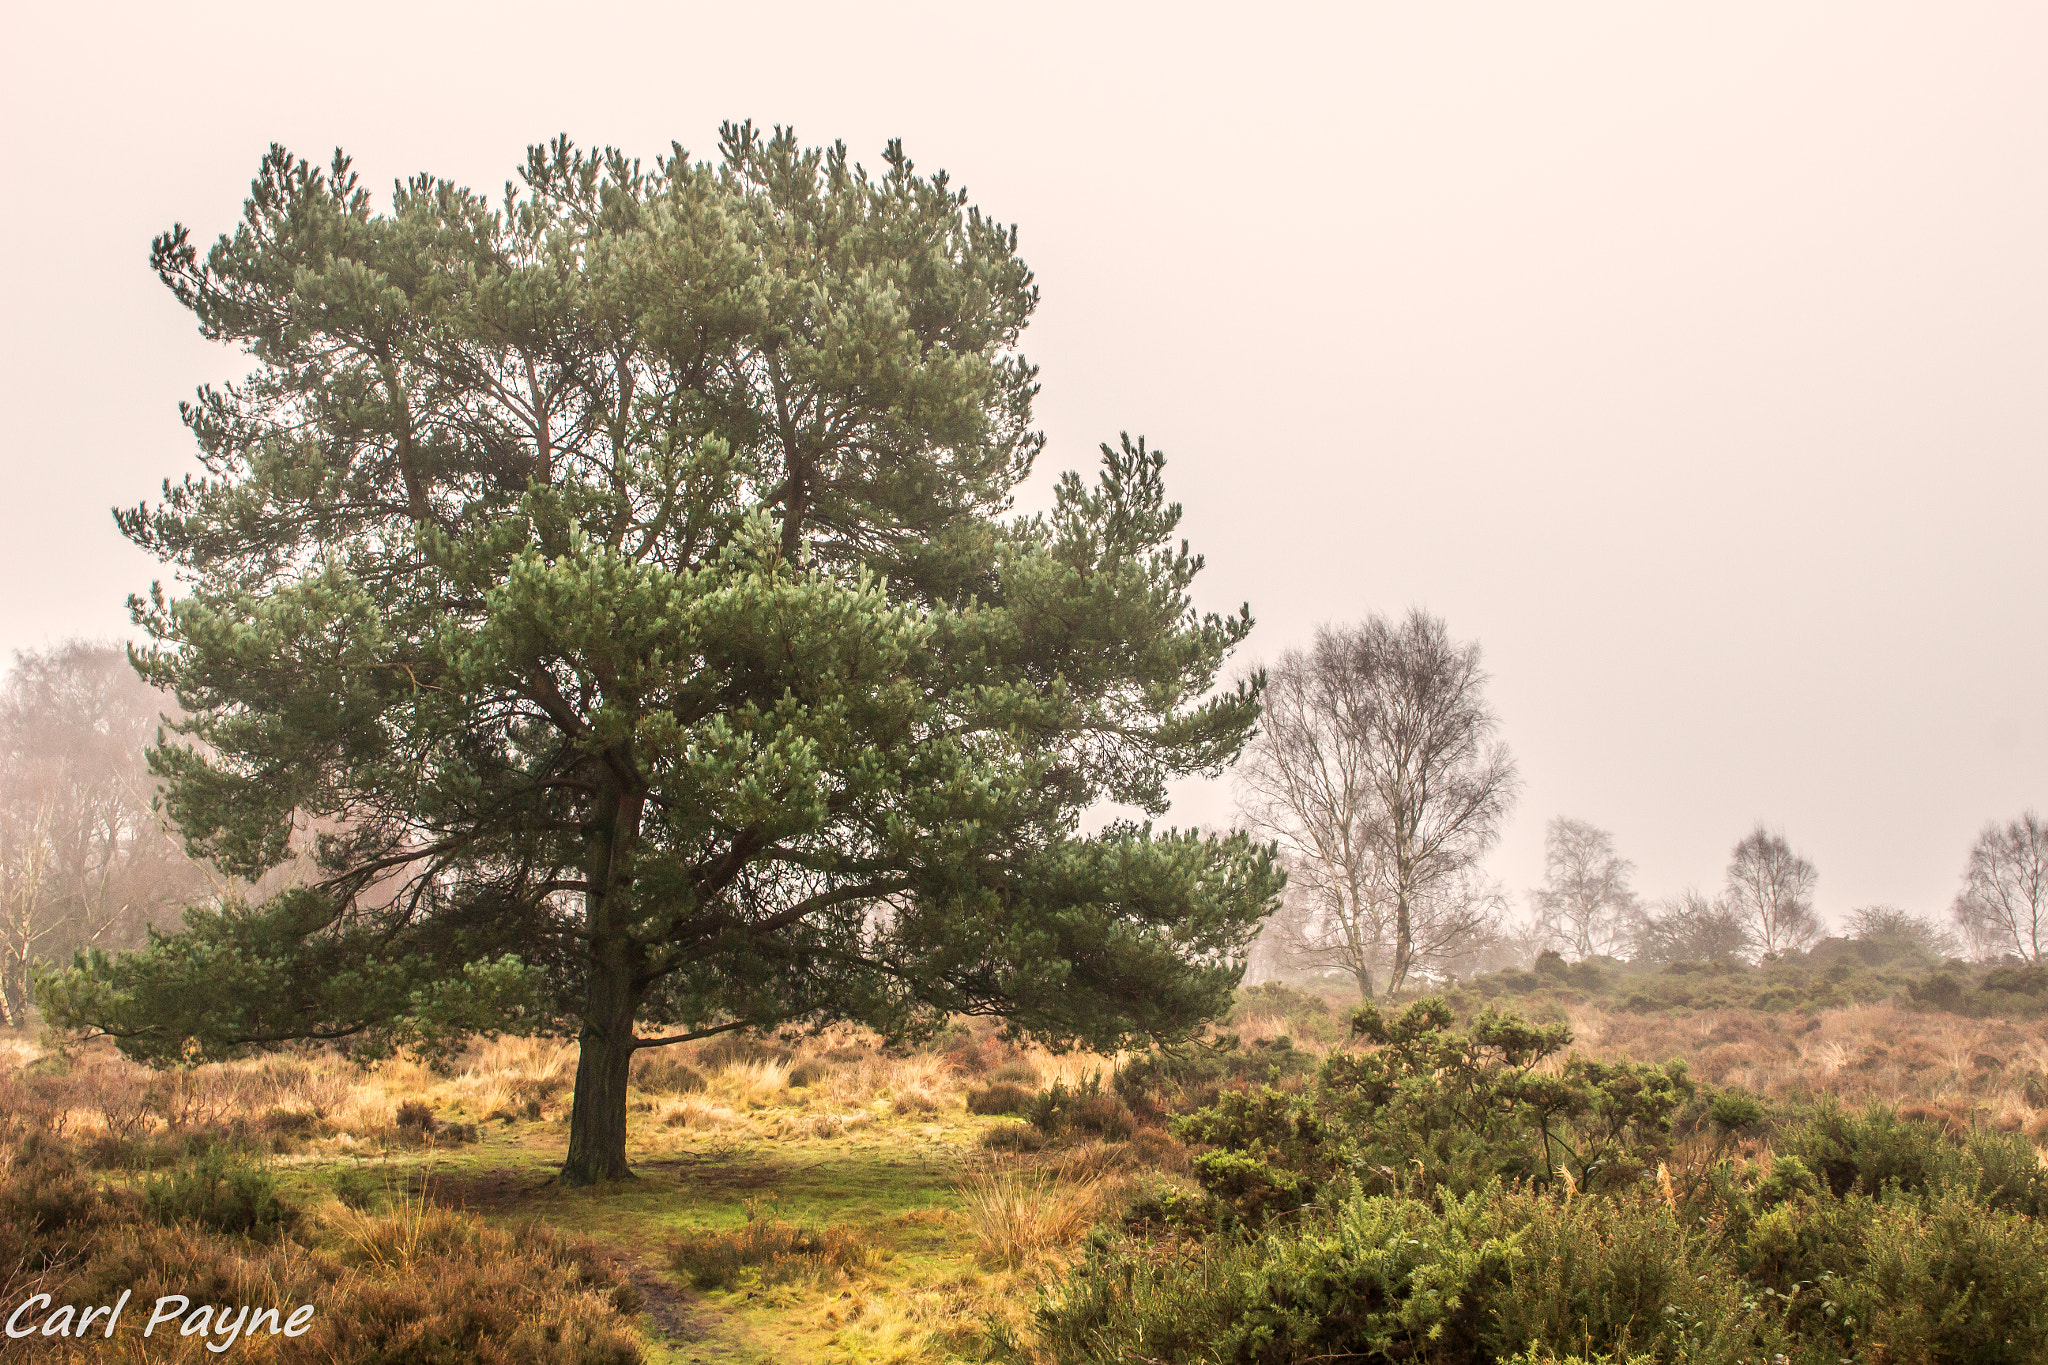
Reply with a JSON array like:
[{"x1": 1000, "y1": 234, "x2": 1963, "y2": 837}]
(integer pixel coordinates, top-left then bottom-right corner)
[
  {"x1": 942, "y1": 1040, "x2": 992, "y2": 1075},
  {"x1": 968, "y1": 1081, "x2": 1036, "y2": 1115},
  {"x1": 1036, "y1": 1170, "x2": 2048, "y2": 1365},
  {"x1": 1065, "y1": 1092, "x2": 1137, "y2": 1141},
  {"x1": 394, "y1": 1098, "x2": 436, "y2": 1130},
  {"x1": 1027, "y1": 1075, "x2": 1134, "y2": 1138},
  {"x1": 669, "y1": 1218, "x2": 876, "y2": 1290},
  {"x1": 333, "y1": 1165, "x2": 383, "y2": 1210},
  {"x1": 979, "y1": 1123, "x2": 1052, "y2": 1153},
  {"x1": 1229, "y1": 982, "x2": 1347, "y2": 1045},
  {"x1": 1026, "y1": 999, "x2": 2048, "y2": 1365},
  {"x1": 1789, "y1": 1100, "x2": 1959, "y2": 1198},
  {"x1": 892, "y1": 1088, "x2": 941, "y2": 1115},
  {"x1": 261, "y1": 1106, "x2": 321, "y2": 1137},
  {"x1": 141, "y1": 1149, "x2": 299, "y2": 1241},
  {"x1": 1118, "y1": 1127, "x2": 1190, "y2": 1173},
  {"x1": 1454, "y1": 944, "x2": 2048, "y2": 1020},
  {"x1": 1113, "y1": 1033, "x2": 1315, "y2": 1122},
  {"x1": 0, "y1": 1137, "x2": 135, "y2": 1264}
]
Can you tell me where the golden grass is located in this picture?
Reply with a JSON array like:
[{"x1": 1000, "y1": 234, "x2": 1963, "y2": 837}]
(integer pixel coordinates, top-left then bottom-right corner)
[
  {"x1": 11, "y1": 999, "x2": 2048, "y2": 1166},
  {"x1": 956, "y1": 1156, "x2": 1116, "y2": 1269}
]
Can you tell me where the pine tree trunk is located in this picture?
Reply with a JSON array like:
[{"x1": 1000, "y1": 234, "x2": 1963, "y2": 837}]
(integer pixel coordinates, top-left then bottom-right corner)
[
  {"x1": 562, "y1": 776, "x2": 646, "y2": 1186},
  {"x1": 562, "y1": 949, "x2": 639, "y2": 1185}
]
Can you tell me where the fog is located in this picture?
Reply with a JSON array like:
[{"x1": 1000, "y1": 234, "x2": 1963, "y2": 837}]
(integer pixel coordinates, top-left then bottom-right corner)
[{"x1": 2, "y1": 2, "x2": 2041, "y2": 924}]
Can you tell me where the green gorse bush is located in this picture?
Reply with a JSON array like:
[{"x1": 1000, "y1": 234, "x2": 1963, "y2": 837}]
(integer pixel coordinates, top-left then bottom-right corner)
[{"x1": 1024, "y1": 999, "x2": 2048, "y2": 1365}]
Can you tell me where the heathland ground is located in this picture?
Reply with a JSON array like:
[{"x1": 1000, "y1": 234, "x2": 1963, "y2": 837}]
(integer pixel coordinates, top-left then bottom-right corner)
[{"x1": 6, "y1": 967, "x2": 2048, "y2": 1363}]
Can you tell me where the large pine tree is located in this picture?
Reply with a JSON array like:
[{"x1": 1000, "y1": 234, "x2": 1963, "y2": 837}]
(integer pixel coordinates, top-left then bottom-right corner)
[{"x1": 41, "y1": 127, "x2": 1280, "y2": 1183}]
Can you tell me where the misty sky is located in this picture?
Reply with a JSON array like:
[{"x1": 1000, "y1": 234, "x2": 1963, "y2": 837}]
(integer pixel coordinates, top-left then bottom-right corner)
[{"x1": 2, "y1": 3, "x2": 2041, "y2": 929}]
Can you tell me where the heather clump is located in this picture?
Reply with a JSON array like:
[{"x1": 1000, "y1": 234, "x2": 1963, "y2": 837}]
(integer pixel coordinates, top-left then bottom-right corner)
[{"x1": 0, "y1": 1135, "x2": 643, "y2": 1363}]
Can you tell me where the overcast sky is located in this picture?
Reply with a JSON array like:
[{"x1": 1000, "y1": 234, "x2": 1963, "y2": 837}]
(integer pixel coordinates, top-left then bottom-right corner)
[{"x1": 2, "y1": 2, "x2": 2041, "y2": 926}]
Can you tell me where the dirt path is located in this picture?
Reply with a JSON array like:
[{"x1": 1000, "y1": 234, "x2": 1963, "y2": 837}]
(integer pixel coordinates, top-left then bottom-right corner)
[{"x1": 620, "y1": 1247, "x2": 703, "y2": 1348}]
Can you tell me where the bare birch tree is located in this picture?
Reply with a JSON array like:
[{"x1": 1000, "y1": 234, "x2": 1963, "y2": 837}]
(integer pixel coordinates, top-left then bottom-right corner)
[
  {"x1": 0, "y1": 798, "x2": 58, "y2": 1027},
  {"x1": 1723, "y1": 826, "x2": 1821, "y2": 957},
  {"x1": 1951, "y1": 811, "x2": 2048, "y2": 962},
  {"x1": 1238, "y1": 609, "x2": 1517, "y2": 999},
  {"x1": 1530, "y1": 817, "x2": 1637, "y2": 960},
  {"x1": 1628, "y1": 889, "x2": 1753, "y2": 963},
  {"x1": 1238, "y1": 636, "x2": 1393, "y2": 998}
]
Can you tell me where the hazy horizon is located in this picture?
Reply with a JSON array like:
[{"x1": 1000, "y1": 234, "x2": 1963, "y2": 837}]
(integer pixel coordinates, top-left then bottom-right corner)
[{"x1": 3, "y1": 3, "x2": 2041, "y2": 930}]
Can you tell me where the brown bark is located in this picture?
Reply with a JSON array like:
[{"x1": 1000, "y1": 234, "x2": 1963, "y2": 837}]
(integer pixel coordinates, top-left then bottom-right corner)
[
  {"x1": 561, "y1": 948, "x2": 640, "y2": 1185},
  {"x1": 561, "y1": 774, "x2": 646, "y2": 1186}
]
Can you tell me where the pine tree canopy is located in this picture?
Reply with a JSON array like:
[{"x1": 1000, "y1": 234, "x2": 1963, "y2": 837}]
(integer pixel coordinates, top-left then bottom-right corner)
[{"x1": 38, "y1": 126, "x2": 1281, "y2": 1181}]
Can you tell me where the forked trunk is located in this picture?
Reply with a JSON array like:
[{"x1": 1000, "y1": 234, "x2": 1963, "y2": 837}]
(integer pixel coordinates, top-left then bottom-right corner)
[{"x1": 1389, "y1": 890, "x2": 1414, "y2": 998}]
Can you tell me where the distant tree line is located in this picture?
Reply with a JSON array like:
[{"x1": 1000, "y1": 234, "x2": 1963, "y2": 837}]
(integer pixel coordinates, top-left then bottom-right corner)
[
  {"x1": 1241, "y1": 611, "x2": 2046, "y2": 994},
  {"x1": 11, "y1": 617, "x2": 2042, "y2": 1032}
]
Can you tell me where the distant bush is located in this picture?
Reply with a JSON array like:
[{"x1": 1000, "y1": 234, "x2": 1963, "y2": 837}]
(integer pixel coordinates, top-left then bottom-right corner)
[
  {"x1": 941, "y1": 1038, "x2": 992, "y2": 1074},
  {"x1": 1453, "y1": 942, "x2": 2048, "y2": 1020},
  {"x1": 1065, "y1": 1092, "x2": 1137, "y2": 1141},
  {"x1": 394, "y1": 1098, "x2": 435, "y2": 1130},
  {"x1": 1117, "y1": 1128, "x2": 1190, "y2": 1173},
  {"x1": 1229, "y1": 983, "x2": 1347, "y2": 1044},
  {"x1": 892, "y1": 1088, "x2": 940, "y2": 1115}
]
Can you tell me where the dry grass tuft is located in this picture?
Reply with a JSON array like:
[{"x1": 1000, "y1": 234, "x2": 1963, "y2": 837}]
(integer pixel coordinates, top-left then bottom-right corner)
[
  {"x1": 709, "y1": 1058, "x2": 791, "y2": 1108},
  {"x1": 656, "y1": 1097, "x2": 744, "y2": 1131},
  {"x1": 957, "y1": 1158, "x2": 1112, "y2": 1269}
]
